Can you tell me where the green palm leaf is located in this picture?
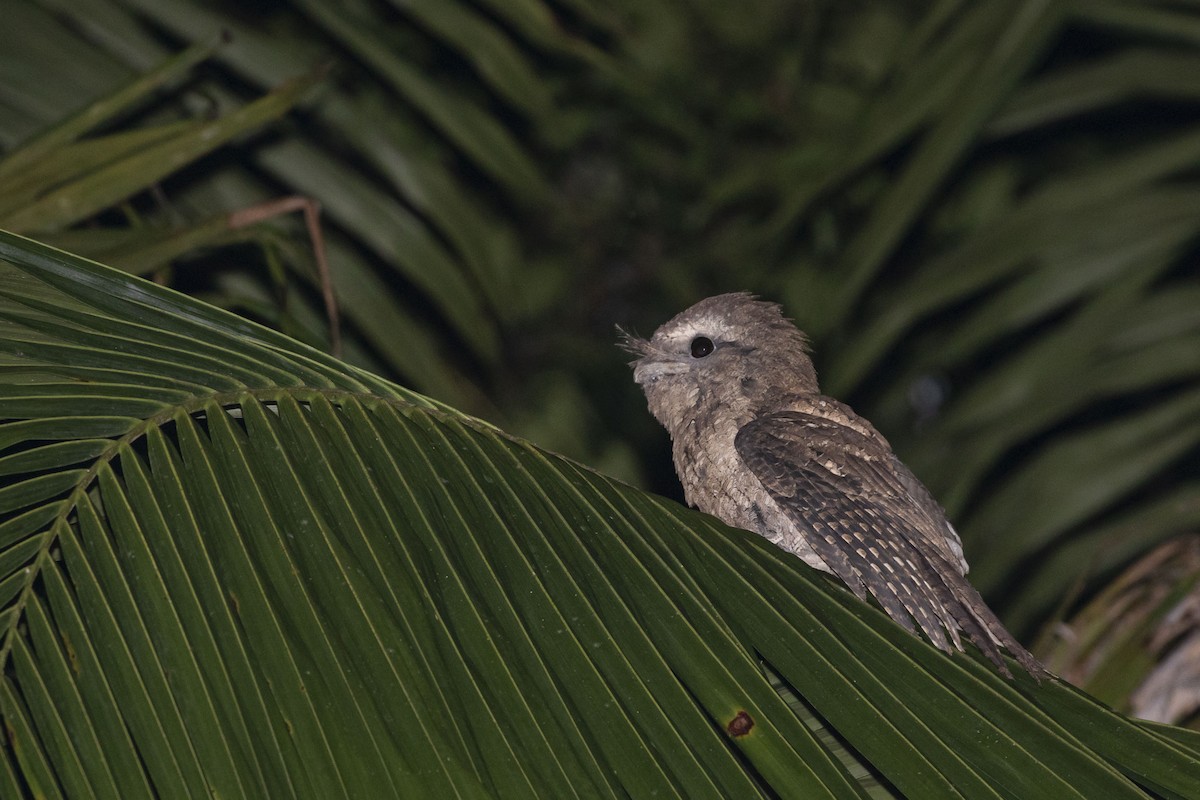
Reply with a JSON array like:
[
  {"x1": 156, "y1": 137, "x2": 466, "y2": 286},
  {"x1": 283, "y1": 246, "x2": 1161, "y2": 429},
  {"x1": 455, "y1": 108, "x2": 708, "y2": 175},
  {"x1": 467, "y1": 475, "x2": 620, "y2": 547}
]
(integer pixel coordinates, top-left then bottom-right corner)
[{"x1": 1, "y1": 232, "x2": 1197, "y2": 797}]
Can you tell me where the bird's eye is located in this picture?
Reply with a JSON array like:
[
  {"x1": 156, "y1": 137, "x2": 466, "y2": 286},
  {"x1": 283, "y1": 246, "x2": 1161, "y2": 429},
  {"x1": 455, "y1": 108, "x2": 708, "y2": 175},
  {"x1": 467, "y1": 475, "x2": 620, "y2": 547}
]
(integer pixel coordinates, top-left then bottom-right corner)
[{"x1": 690, "y1": 336, "x2": 714, "y2": 358}]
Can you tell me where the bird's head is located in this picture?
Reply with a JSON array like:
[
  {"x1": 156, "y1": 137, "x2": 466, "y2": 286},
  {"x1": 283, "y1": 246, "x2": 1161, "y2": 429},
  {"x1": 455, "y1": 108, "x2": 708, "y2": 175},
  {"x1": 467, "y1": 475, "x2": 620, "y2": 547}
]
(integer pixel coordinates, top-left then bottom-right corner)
[{"x1": 620, "y1": 292, "x2": 818, "y2": 433}]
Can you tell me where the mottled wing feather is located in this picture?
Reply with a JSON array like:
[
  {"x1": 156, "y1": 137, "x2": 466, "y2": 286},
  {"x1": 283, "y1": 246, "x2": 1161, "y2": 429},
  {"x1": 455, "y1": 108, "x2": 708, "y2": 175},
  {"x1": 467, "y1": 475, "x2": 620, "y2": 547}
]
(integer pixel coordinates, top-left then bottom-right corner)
[
  {"x1": 891, "y1": 457, "x2": 968, "y2": 574},
  {"x1": 734, "y1": 410, "x2": 1040, "y2": 676}
]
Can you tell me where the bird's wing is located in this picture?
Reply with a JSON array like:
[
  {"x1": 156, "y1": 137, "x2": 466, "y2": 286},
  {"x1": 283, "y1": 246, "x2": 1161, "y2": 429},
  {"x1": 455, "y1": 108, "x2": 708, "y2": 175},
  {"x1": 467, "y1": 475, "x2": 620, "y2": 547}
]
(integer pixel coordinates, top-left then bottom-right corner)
[
  {"x1": 890, "y1": 456, "x2": 968, "y2": 574},
  {"x1": 734, "y1": 409, "x2": 1040, "y2": 676}
]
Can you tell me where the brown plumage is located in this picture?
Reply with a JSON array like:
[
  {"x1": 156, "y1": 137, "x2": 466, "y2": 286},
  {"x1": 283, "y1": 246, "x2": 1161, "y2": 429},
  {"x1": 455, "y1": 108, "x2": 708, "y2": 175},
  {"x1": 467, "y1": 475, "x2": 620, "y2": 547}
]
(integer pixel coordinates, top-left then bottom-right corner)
[{"x1": 622, "y1": 292, "x2": 1041, "y2": 677}]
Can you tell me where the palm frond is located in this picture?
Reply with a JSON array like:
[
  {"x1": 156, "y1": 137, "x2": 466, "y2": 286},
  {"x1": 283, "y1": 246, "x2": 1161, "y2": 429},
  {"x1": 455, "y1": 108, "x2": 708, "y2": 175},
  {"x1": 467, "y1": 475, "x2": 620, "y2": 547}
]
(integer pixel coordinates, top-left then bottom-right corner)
[{"x1": 1, "y1": 234, "x2": 1199, "y2": 796}]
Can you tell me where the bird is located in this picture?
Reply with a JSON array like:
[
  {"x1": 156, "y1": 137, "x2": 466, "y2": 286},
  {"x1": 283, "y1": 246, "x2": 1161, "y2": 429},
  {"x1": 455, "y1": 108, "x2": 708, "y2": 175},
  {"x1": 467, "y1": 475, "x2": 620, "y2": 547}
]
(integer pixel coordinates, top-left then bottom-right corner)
[{"x1": 621, "y1": 292, "x2": 1041, "y2": 677}]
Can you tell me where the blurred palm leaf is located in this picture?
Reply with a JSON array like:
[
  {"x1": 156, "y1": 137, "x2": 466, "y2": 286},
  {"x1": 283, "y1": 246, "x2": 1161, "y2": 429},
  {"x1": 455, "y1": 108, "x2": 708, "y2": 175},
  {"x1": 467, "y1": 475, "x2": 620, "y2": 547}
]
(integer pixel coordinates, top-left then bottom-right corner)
[
  {"x1": 1041, "y1": 537, "x2": 1200, "y2": 728},
  {"x1": 0, "y1": 46, "x2": 322, "y2": 236},
  {"x1": 3, "y1": 233, "x2": 1200, "y2": 797}
]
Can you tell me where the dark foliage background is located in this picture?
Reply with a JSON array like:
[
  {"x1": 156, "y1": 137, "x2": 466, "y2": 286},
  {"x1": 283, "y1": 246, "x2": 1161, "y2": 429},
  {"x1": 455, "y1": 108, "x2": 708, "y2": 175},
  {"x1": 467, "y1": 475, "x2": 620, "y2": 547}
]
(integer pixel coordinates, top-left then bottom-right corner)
[{"x1": 3, "y1": 0, "x2": 1199, "y2": 723}]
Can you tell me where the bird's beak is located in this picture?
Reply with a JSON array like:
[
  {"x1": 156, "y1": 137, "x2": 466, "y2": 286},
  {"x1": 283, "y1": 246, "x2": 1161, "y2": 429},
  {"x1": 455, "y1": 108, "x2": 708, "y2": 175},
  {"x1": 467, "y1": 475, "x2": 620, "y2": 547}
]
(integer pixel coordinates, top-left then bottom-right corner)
[
  {"x1": 632, "y1": 360, "x2": 656, "y2": 385},
  {"x1": 617, "y1": 327, "x2": 684, "y2": 386},
  {"x1": 633, "y1": 354, "x2": 690, "y2": 386}
]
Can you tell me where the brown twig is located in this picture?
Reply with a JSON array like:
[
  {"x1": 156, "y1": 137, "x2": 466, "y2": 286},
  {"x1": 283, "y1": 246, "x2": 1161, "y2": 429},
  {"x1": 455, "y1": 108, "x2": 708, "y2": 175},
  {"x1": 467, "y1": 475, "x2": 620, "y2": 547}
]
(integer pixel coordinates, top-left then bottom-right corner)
[{"x1": 228, "y1": 196, "x2": 342, "y2": 357}]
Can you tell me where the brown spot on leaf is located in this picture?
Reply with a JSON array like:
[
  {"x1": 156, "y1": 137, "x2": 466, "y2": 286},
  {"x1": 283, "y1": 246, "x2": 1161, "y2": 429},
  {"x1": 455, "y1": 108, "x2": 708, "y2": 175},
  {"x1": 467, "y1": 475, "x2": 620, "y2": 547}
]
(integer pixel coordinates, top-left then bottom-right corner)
[
  {"x1": 61, "y1": 632, "x2": 80, "y2": 676},
  {"x1": 726, "y1": 710, "x2": 754, "y2": 737}
]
